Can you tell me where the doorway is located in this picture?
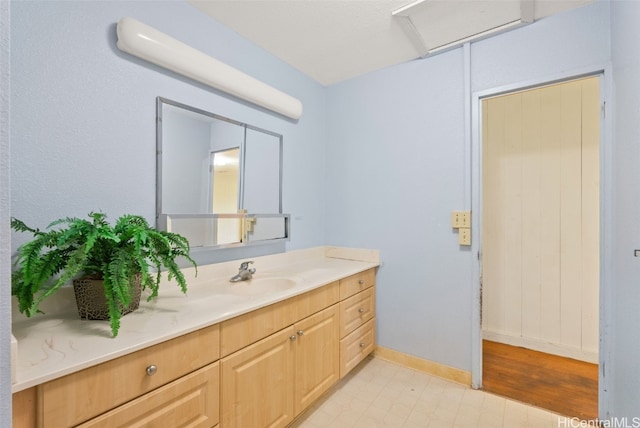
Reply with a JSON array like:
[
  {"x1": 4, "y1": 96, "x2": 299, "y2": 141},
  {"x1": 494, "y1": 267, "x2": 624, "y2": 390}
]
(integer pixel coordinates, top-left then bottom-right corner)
[{"x1": 478, "y1": 76, "x2": 600, "y2": 419}]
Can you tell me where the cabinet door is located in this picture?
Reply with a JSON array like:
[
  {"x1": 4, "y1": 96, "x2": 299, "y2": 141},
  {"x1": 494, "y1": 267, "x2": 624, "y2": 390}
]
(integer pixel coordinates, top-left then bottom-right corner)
[
  {"x1": 13, "y1": 387, "x2": 37, "y2": 428},
  {"x1": 294, "y1": 304, "x2": 340, "y2": 415},
  {"x1": 221, "y1": 326, "x2": 295, "y2": 428}
]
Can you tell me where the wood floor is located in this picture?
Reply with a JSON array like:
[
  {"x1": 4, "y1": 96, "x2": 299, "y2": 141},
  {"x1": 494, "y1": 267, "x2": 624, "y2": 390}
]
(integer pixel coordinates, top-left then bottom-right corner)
[{"x1": 482, "y1": 340, "x2": 598, "y2": 420}]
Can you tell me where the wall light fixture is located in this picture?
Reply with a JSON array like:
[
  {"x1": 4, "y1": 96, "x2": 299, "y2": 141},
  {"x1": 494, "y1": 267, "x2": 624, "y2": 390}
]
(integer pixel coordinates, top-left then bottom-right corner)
[{"x1": 116, "y1": 17, "x2": 303, "y2": 120}]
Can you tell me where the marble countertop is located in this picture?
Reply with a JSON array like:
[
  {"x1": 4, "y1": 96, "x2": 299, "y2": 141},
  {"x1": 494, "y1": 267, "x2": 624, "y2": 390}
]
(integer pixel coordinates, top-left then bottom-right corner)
[{"x1": 11, "y1": 246, "x2": 379, "y2": 393}]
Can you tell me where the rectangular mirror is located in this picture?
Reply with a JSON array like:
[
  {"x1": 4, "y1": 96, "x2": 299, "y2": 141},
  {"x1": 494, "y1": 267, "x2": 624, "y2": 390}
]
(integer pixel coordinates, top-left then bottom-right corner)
[{"x1": 156, "y1": 97, "x2": 289, "y2": 248}]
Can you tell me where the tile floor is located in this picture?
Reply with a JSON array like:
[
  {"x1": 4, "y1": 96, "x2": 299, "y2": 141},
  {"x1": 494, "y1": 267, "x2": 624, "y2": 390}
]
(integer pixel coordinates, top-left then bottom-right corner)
[{"x1": 291, "y1": 356, "x2": 568, "y2": 428}]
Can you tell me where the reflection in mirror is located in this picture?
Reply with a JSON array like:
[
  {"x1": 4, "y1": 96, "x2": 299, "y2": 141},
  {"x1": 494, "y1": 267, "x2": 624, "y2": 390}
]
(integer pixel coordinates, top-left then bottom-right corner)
[
  {"x1": 211, "y1": 148, "x2": 240, "y2": 245},
  {"x1": 156, "y1": 97, "x2": 289, "y2": 249},
  {"x1": 244, "y1": 129, "x2": 281, "y2": 213}
]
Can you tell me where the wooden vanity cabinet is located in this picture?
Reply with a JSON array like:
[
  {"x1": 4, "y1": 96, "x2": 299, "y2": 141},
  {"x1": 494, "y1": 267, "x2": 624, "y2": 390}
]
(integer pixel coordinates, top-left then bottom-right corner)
[
  {"x1": 221, "y1": 269, "x2": 377, "y2": 428},
  {"x1": 14, "y1": 266, "x2": 377, "y2": 428},
  {"x1": 37, "y1": 323, "x2": 220, "y2": 428},
  {"x1": 338, "y1": 269, "x2": 376, "y2": 378},
  {"x1": 220, "y1": 296, "x2": 341, "y2": 428}
]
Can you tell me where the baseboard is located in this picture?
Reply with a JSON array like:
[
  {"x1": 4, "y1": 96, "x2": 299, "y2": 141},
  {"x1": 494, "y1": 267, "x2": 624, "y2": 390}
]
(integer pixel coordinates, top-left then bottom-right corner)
[
  {"x1": 373, "y1": 346, "x2": 471, "y2": 386},
  {"x1": 482, "y1": 330, "x2": 598, "y2": 364}
]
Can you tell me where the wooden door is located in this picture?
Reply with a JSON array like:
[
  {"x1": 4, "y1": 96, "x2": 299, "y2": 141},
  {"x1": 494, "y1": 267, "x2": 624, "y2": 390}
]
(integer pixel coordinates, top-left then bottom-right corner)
[
  {"x1": 294, "y1": 305, "x2": 340, "y2": 415},
  {"x1": 482, "y1": 76, "x2": 600, "y2": 362},
  {"x1": 221, "y1": 326, "x2": 295, "y2": 428}
]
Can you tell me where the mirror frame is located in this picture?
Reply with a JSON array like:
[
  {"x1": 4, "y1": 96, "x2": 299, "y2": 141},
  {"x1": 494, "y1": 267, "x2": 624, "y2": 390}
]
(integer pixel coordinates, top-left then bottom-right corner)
[{"x1": 156, "y1": 97, "x2": 289, "y2": 249}]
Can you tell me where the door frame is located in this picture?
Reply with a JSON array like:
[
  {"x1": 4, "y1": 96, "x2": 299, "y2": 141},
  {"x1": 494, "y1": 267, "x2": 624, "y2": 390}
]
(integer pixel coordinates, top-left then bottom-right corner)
[{"x1": 469, "y1": 63, "x2": 613, "y2": 419}]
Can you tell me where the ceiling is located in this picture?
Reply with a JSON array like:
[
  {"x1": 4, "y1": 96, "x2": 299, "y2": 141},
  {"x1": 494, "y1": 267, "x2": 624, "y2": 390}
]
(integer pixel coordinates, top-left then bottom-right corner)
[{"x1": 189, "y1": 0, "x2": 595, "y2": 86}]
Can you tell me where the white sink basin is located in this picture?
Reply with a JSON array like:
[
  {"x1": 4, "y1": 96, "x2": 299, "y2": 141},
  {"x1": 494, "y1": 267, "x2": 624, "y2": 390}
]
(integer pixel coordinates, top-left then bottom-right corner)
[{"x1": 229, "y1": 277, "x2": 297, "y2": 296}]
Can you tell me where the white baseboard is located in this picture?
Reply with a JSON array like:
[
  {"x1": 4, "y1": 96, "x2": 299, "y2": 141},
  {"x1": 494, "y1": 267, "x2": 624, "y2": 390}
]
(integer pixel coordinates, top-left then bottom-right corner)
[{"x1": 482, "y1": 330, "x2": 598, "y2": 364}]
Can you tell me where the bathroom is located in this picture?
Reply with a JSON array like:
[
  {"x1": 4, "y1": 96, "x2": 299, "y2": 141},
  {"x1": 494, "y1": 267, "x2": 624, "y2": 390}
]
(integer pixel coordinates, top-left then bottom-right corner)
[{"x1": 2, "y1": 0, "x2": 640, "y2": 425}]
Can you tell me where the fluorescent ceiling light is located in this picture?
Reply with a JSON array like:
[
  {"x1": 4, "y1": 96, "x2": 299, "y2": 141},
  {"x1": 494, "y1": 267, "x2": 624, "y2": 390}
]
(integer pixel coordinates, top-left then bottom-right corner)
[
  {"x1": 392, "y1": 0, "x2": 429, "y2": 17},
  {"x1": 116, "y1": 17, "x2": 303, "y2": 120},
  {"x1": 428, "y1": 19, "x2": 523, "y2": 54}
]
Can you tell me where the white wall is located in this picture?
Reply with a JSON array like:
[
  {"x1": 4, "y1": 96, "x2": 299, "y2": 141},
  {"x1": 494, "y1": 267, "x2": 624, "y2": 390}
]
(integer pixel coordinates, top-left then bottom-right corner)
[{"x1": 326, "y1": 0, "x2": 611, "y2": 375}]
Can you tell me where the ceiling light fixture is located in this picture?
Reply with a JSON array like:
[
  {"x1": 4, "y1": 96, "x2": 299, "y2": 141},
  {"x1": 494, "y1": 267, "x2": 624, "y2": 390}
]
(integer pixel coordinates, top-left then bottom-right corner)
[
  {"x1": 116, "y1": 17, "x2": 303, "y2": 120},
  {"x1": 392, "y1": 0, "x2": 429, "y2": 17},
  {"x1": 427, "y1": 19, "x2": 524, "y2": 55}
]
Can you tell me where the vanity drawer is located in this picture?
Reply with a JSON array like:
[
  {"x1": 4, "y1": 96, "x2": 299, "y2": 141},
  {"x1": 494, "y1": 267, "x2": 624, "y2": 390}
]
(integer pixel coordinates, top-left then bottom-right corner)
[
  {"x1": 340, "y1": 318, "x2": 375, "y2": 378},
  {"x1": 221, "y1": 282, "x2": 339, "y2": 357},
  {"x1": 76, "y1": 362, "x2": 219, "y2": 428},
  {"x1": 221, "y1": 298, "x2": 296, "y2": 357},
  {"x1": 294, "y1": 281, "x2": 339, "y2": 321},
  {"x1": 339, "y1": 287, "x2": 375, "y2": 337},
  {"x1": 39, "y1": 324, "x2": 220, "y2": 428},
  {"x1": 339, "y1": 269, "x2": 375, "y2": 300}
]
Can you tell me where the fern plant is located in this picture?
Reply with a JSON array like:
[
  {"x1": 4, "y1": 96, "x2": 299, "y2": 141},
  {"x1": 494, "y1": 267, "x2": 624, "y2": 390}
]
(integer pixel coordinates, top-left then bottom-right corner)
[{"x1": 11, "y1": 212, "x2": 197, "y2": 337}]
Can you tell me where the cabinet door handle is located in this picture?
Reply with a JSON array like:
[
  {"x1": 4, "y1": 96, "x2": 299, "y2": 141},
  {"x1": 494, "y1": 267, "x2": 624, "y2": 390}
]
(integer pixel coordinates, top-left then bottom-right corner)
[
  {"x1": 359, "y1": 343, "x2": 366, "y2": 348},
  {"x1": 358, "y1": 307, "x2": 365, "y2": 313},
  {"x1": 297, "y1": 330, "x2": 304, "y2": 336},
  {"x1": 358, "y1": 279, "x2": 364, "y2": 285},
  {"x1": 146, "y1": 365, "x2": 158, "y2": 376},
  {"x1": 290, "y1": 335, "x2": 297, "y2": 341}
]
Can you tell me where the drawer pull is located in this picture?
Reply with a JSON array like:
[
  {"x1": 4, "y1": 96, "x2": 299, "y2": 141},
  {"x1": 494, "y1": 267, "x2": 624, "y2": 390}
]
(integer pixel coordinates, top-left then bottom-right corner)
[
  {"x1": 290, "y1": 335, "x2": 297, "y2": 341},
  {"x1": 146, "y1": 365, "x2": 158, "y2": 376},
  {"x1": 297, "y1": 330, "x2": 304, "y2": 336},
  {"x1": 358, "y1": 307, "x2": 365, "y2": 313},
  {"x1": 359, "y1": 343, "x2": 366, "y2": 348},
  {"x1": 358, "y1": 280, "x2": 364, "y2": 285}
]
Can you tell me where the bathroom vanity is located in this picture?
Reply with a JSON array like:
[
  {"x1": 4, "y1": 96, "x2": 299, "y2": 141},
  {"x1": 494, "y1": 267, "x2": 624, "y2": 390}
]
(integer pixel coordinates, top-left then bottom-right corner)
[{"x1": 11, "y1": 247, "x2": 379, "y2": 428}]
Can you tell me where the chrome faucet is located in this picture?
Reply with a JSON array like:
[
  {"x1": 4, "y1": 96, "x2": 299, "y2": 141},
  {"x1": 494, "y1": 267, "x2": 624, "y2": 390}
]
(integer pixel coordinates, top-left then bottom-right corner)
[{"x1": 230, "y1": 261, "x2": 256, "y2": 282}]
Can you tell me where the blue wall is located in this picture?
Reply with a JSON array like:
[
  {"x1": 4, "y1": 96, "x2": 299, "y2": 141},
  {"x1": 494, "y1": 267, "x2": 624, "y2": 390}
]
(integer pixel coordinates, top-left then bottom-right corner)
[
  {"x1": 610, "y1": 0, "x2": 640, "y2": 418},
  {"x1": 326, "y1": 0, "x2": 611, "y2": 374},
  {"x1": 326, "y1": 49, "x2": 470, "y2": 369},
  {"x1": 1, "y1": 1, "x2": 11, "y2": 425},
  {"x1": 10, "y1": 0, "x2": 327, "y2": 264}
]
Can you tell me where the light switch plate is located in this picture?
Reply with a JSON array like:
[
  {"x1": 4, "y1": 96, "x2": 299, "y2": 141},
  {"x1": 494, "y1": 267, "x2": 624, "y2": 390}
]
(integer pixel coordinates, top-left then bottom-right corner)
[
  {"x1": 459, "y1": 228, "x2": 471, "y2": 245},
  {"x1": 451, "y1": 211, "x2": 471, "y2": 228}
]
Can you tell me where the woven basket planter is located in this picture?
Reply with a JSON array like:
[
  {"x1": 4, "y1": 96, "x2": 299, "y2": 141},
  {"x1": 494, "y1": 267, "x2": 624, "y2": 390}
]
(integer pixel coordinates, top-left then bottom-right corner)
[{"x1": 73, "y1": 275, "x2": 142, "y2": 320}]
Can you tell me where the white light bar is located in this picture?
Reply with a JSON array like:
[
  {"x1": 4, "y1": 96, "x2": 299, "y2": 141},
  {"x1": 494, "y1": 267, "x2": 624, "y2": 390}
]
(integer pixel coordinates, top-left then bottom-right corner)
[
  {"x1": 428, "y1": 20, "x2": 523, "y2": 55},
  {"x1": 116, "y1": 17, "x2": 303, "y2": 120}
]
